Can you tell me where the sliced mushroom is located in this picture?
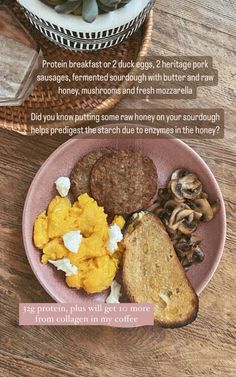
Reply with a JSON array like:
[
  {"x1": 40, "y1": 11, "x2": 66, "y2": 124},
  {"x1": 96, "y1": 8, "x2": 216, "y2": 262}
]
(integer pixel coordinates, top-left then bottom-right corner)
[
  {"x1": 193, "y1": 211, "x2": 203, "y2": 221},
  {"x1": 167, "y1": 204, "x2": 197, "y2": 235},
  {"x1": 193, "y1": 198, "x2": 214, "y2": 222},
  {"x1": 168, "y1": 230, "x2": 182, "y2": 242},
  {"x1": 170, "y1": 173, "x2": 202, "y2": 201},
  {"x1": 154, "y1": 208, "x2": 170, "y2": 226},
  {"x1": 185, "y1": 201, "x2": 204, "y2": 221},
  {"x1": 178, "y1": 220, "x2": 197, "y2": 235},
  {"x1": 192, "y1": 246, "x2": 205, "y2": 263},
  {"x1": 200, "y1": 192, "x2": 208, "y2": 199},
  {"x1": 168, "y1": 204, "x2": 189, "y2": 230},
  {"x1": 150, "y1": 167, "x2": 220, "y2": 270},
  {"x1": 164, "y1": 199, "x2": 179, "y2": 211},
  {"x1": 180, "y1": 174, "x2": 202, "y2": 199},
  {"x1": 211, "y1": 199, "x2": 220, "y2": 216},
  {"x1": 175, "y1": 237, "x2": 192, "y2": 253},
  {"x1": 170, "y1": 180, "x2": 184, "y2": 201},
  {"x1": 190, "y1": 234, "x2": 202, "y2": 246},
  {"x1": 171, "y1": 168, "x2": 189, "y2": 180},
  {"x1": 174, "y1": 234, "x2": 204, "y2": 270},
  {"x1": 182, "y1": 257, "x2": 195, "y2": 271},
  {"x1": 176, "y1": 209, "x2": 194, "y2": 222},
  {"x1": 158, "y1": 188, "x2": 172, "y2": 206},
  {"x1": 146, "y1": 202, "x2": 160, "y2": 213}
]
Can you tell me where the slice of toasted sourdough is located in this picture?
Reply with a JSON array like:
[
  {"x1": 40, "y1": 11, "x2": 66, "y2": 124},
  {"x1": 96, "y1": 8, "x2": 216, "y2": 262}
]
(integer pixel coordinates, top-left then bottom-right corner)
[{"x1": 123, "y1": 213, "x2": 199, "y2": 328}]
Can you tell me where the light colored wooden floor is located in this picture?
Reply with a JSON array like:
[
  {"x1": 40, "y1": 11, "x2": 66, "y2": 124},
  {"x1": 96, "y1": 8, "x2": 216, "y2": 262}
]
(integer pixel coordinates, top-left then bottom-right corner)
[{"x1": 0, "y1": 1, "x2": 235, "y2": 376}]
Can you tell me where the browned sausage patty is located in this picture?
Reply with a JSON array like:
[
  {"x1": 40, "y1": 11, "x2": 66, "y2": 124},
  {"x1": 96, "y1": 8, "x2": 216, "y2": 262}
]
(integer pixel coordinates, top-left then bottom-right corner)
[
  {"x1": 70, "y1": 147, "x2": 113, "y2": 198},
  {"x1": 90, "y1": 149, "x2": 158, "y2": 214}
]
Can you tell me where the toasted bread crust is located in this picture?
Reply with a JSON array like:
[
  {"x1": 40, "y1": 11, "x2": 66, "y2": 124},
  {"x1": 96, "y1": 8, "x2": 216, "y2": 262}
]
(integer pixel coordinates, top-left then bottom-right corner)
[{"x1": 123, "y1": 213, "x2": 199, "y2": 328}]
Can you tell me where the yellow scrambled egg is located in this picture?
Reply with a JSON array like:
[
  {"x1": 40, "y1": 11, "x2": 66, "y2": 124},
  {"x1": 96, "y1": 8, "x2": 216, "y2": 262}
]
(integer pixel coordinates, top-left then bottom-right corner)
[{"x1": 33, "y1": 193, "x2": 125, "y2": 294}]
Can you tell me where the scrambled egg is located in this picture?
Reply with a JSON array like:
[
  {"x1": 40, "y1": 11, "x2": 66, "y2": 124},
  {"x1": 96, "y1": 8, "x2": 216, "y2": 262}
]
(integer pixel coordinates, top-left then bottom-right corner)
[{"x1": 33, "y1": 193, "x2": 125, "y2": 294}]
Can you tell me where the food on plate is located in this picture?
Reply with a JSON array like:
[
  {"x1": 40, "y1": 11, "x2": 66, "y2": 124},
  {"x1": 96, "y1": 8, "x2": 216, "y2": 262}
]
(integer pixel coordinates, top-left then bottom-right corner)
[
  {"x1": 55, "y1": 176, "x2": 71, "y2": 197},
  {"x1": 33, "y1": 192, "x2": 125, "y2": 294},
  {"x1": 62, "y1": 230, "x2": 82, "y2": 253},
  {"x1": 106, "y1": 224, "x2": 123, "y2": 254},
  {"x1": 70, "y1": 147, "x2": 113, "y2": 198},
  {"x1": 32, "y1": 146, "x2": 221, "y2": 328},
  {"x1": 106, "y1": 280, "x2": 122, "y2": 303},
  {"x1": 90, "y1": 149, "x2": 158, "y2": 214},
  {"x1": 33, "y1": 211, "x2": 49, "y2": 249},
  {"x1": 147, "y1": 169, "x2": 220, "y2": 270},
  {"x1": 123, "y1": 213, "x2": 199, "y2": 328},
  {"x1": 66, "y1": 255, "x2": 119, "y2": 294},
  {"x1": 49, "y1": 258, "x2": 78, "y2": 276}
]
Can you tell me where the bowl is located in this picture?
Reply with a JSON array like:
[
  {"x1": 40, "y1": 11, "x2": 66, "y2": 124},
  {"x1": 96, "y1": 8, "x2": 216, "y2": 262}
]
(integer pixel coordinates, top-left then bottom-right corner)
[
  {"x1": 17, "y1": 0, "x2": 154, "y2": 51},
  {"x1": 22, "y1": 131, "x2": 226, "y2": 303}
]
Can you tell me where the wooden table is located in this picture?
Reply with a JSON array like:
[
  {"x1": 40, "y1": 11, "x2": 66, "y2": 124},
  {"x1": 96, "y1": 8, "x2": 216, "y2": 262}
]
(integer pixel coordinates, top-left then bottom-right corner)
[{"x1": 0, "y1": 1, "x2": 235, "y2": 376}]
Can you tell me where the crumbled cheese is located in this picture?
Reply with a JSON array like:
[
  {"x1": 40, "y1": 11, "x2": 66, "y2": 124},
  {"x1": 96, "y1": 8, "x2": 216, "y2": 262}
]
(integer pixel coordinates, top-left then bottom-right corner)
[
  {"x1": 55, "y1": 177, "x2": 70, "y2": 197},
  {"x1": 63, "y1": 230, "x2": 82, "y2": 253},
  {"x1": 132, "y1": 211, "x2": 145, "y2": 221},
  {"x1": 106, "y1": 280, "x2": 122, "y2": 303},
  {"x1": 106, "y1": 224, "x2": 123, "y2": 254},
  {"x1": 49, "y1": 258, "x2": 77, "y2": 276}
]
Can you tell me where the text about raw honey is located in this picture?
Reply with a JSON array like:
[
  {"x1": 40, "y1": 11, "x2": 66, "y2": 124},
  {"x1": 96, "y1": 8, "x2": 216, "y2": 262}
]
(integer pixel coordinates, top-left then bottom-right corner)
[{"x1": 29, "y1": 109, "x2": 224, "y2": 139}]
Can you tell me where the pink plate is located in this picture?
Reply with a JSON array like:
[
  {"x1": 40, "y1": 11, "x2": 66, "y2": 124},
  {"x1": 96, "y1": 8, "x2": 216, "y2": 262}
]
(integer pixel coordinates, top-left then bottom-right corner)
[{"x1": 22, "y1": 131, "x2": 226, "y2": 303}]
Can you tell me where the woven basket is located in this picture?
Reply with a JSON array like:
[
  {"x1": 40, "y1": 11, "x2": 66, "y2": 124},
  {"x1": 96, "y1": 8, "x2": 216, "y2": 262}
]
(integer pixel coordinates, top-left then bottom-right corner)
[{"x1": 0, "y1": 1, "x2": 153, "y2": 135}]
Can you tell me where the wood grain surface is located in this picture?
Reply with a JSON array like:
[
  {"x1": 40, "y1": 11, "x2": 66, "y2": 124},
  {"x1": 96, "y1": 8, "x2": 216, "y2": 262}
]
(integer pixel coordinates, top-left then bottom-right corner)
[{"x1": 0, "y1": 1, "x2": 236, "y2": 376}]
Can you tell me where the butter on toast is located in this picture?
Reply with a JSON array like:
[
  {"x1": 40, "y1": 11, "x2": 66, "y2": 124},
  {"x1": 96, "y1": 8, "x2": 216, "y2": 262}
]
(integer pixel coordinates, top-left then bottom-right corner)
[{"x1": 123, "y1": 213, "x2": 199, "y2": 328}]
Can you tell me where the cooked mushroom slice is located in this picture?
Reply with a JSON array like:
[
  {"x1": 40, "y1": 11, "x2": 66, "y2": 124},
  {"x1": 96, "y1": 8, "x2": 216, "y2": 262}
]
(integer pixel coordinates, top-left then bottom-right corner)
[
  {"x1": 154, "y1": 208, "x2": 170, "y2": 225},
  {"x1": 182, "y1": 257, "x2": 194, "y2": 271},
  {"x1": 158, "y1": 188, "x2": 172, "y2": 206},
  {"x1": 154, "y1": 207, "x2": 164, "y2": 216},
  {"x1": 175, "y1": 234, "x2": 202, "y2": 249},
  {"x1": 169, "y1": 180, "x2": 184, "y2": 201},
  {"x1": 211, "y1": 199, "x2": 221, "y2": 216},
  {"x1": 167, "y1": 203, "x2": 198, "y2": 235},
  {"x1": 175, "y1": 249, "x2": 187, "y2": 262},
  {"x1": 171, "y1": 169, "x2": 189, "y2": 180},
  {"x1": 175, "y1": 235, "x2": 204, "y2": 269},
  {"x1": 200, "y1": 192, "x2": 208, "y2": 199},
  {"x1": 174, "y1": 236, "x2": 192, "y2": 253},
  {"x1": 170, "y1": 173, "x2": 202, "y2": 201},
  {"x1": 164, "y1": 199, "x2": 179, "y2": 211},
  {"x1": 146, "y1": 201, "x2": 160, "y2": 213},
  {"x1": 168, "y1": 204, "x2": 189, "y2": 230},
  {"x1": 192, "y1": 246, "x2": 205, "y2": 263},
  {"x1": 170, "y1": 230, "x2": 182, "y2": 242},
  {"x1": 185, "y1": 199, "x2": 194, "y2": 207},
  {"x1": 185, "y1": 201, "x2": 203, "y2": 221},
  {"x1": 193, "y1": 198, "x2": 214, "y2": 222},
  {"x1": 193, "y1": 211, "x2": 203, "y2": 221},
  {"x1": 180, "y1": 173, "x2": 202, "y2": 199},
  {"x1": 178, "y1": 220, "x2": 197, "y2": 235},
  {"x1": 176, "y1": 208, "x2": 194, "y2": 222},
  {"x1": 190, "y1": 234, "x2": 202, "y2": 246},
  {"x1": 168, "y1": 228, "x2": 179, "y2": 240}
]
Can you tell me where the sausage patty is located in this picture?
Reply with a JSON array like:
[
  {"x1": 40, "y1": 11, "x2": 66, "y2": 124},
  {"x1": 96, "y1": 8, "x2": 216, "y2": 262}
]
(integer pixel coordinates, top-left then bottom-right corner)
[
  {"x1": 90, "y1": 149, "x2": 158, "y2": 214},
  {"x1": 70, "y1": 147, "x2": 113, "y2": 198}
]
